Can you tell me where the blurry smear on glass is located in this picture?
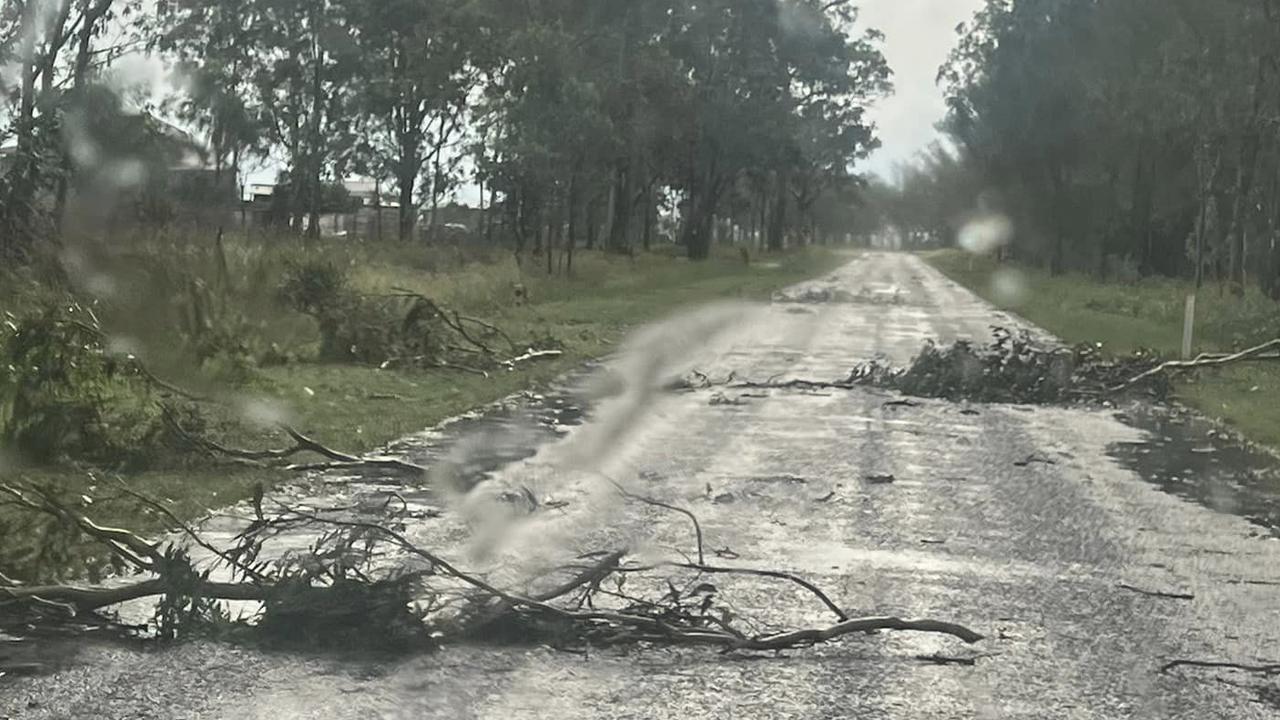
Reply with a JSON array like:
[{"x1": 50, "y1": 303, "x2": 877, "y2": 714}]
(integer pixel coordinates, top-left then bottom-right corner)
[
  {"x1": 990, "y1": 267, "x2": 1029, "y2": 306},
  {"x1": 240, "y1": 397, "x2": 291, "y2": 429},
  {"x1": 107, "y1": 158, "x2": 148, "y2": 190},
  {"x1": 957, "y1": 214, "x2": 1013, "y2": 256},
  {"x1": 84, "y1": 272, "x2": 118, "y2": 299},
  {"x1": 105, "y1": 334, "x2": 141, "y2": 358}
]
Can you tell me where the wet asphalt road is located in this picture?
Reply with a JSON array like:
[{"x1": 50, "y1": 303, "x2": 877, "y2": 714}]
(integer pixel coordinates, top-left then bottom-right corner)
[{"x1": 4, "y1": 252, "x2": 1280, "y2": 719}]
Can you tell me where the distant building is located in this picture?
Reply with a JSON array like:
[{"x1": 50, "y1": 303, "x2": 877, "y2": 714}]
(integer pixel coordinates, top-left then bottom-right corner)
[
  {"x1": 342, "y1": 180, "x2": 400, "y2": 209},
  {"x1": 0, "y1": 142, "x2": 14, "y2": 176}
]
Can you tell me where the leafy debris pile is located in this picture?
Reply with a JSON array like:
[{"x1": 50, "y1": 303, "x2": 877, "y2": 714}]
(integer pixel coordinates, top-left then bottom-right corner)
[
  {"x1": 772, "y1": 284, "x2": 904, "y2": 306},
  {"x1": 847, "y1": 327, "x2": 1170, "y2": 404},
  {"x1": 0, "y1": 479, "x2": 984, "y2": 658}
]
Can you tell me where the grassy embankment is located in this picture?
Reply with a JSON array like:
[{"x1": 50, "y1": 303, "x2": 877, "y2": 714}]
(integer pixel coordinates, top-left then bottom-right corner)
[
  {"x1": 925, "y1": 249, "x2": 1280, "y2": 451},
  {"x1": 2, "y1": 239, "x2": 847, "y2": 578}
]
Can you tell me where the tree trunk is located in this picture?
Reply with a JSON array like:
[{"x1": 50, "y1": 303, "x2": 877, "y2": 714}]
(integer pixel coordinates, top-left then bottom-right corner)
[
  {"x1": 683, "y1": 183, "x2": 720, "y2": 261},
  {"x1": 767, "y1": 171, "x2": 788, "y2": 252},
  {"x1": 642, "y1": 184, "x2": 654, "y2": 252},
  {"x1": 566, "y1": 173, "x2": 579, "y2": 274},
  {"x1": 607, "y1": 164, "x2": 635, "y2": 252},
  {"x1": 6, "y1": 2, "x2": 40, "y2": 253},
  {"x1": 396, "y1": 148, "x2": 419, "y2": 242},
  {"x1": 586, "y1": 197, "x2": 599, "y2": 250}
]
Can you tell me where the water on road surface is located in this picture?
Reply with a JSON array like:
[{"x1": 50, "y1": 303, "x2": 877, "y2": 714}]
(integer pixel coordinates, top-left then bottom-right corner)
[{"x1": 5, "y1": 252, "x2": 1280, "y2": 719}]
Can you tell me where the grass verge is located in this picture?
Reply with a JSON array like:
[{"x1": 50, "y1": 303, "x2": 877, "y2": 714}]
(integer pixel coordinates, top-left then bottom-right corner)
[
  {"x1": 2, "y1": 244, "x2": 849, "y2": 580},
  {"x1": 924, "y1": 249, "x2": 1280, "y2": 451}
]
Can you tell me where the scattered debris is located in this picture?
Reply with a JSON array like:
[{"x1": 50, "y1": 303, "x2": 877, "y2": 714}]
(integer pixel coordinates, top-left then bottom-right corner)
[
  {"x1": 1160, "y1": 659, "x2": 1280, "y2": 676},
  {"x1": 845, "y1": 327, "x2": 1169, "y2": 405},
  {"x1": 0, "y1": 480, "x2": 986, "y2": 656},
  {"x1": 772, "y1": 284, "x2": 906, "y2": 306},
  {"x1": 772, "y1": 286, "x2": 857, "y2": 304},
  {"x1": 1117, "y1": 583, "x2": 1195, "y2": 601},
  {"x1": 747, "y1": 474, "x2": 808, "y2": 485},
  {"x1": 914, "y1": 652, "x2": 995, "y2": 667},
  {"x1": 883, "y1": 399, "x2": 922, "y2": 409},
  {"x1": 709, "y1": 392, "x2": 748, "y2": 407},
  {"x1": 1225, "y1": 579, "x2": 1280, "y2": 587},
  {"x1": 675, "y1": 329, "x2": 1280, "y2": 410},
  {"x1": 1014, "y1": 455, "x2": 1057, "y2": 468}
]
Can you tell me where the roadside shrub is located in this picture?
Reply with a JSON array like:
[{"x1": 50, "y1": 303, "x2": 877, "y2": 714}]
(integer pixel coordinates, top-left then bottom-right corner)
[
  {"x1": 0, "y1": 302, "x2": 125, "y2": 464},
  {"x1": 0, "y1": 301, "x2": 189, "y2": 469},
  {"x1": 277, "y1": 260, "x2": 461, "y2": 365}
]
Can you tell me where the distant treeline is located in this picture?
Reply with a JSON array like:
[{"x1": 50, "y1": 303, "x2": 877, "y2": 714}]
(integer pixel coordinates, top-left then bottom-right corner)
[
  {"x1": 0, "y1": 0, "x2": 892, "y2": 262},
  {"x1": 870, "y1": 0, "x2": 1280, "y2": 296}
]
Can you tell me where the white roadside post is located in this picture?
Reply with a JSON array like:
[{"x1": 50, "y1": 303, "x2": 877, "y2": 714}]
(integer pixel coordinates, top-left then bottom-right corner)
[{"x1": 1182, "y1": 294, "x2": 1197, "y2": 360}]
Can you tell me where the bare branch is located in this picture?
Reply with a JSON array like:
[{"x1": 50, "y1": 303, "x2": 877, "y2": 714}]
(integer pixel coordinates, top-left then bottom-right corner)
[{"x1": 1114, "y1": 339, "x2": 1280, "y2": 391}]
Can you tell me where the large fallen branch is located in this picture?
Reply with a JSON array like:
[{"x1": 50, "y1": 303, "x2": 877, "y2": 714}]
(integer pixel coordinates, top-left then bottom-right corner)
[
  {"x1": 0, "y1": 478, "x2": 987, "y2": 654},
  {"x1": 682, "y1": 327, "x2": 1249, "y2": 407},
  {"x1": 1114, "y1": 338, "x2": 1280, "y2": 391},
  {"x1": 1, "y1": 579, "x2": 265, "y2": 613},
  {"x1": 161, "y1": 406, "x2": 426, "y2": 478}
]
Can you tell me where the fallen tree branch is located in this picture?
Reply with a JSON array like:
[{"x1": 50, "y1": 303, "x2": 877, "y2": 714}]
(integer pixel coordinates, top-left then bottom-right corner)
[
  {"x1": 1115, "y1": 339, "x2": 1280, "y2": 391},
  {"x1": 619, "y1": 562, "x2": 849, "y2": 622},
  {"x1": 388, "y1": 288, "x2": 518, "y2": 354},
  {"x1": 1160, "y1": 659, "x2": 1280, "y2": 676},
  {"x1": 64, "y1": 318, "x2": 209, "y2": 401},
  {"x1": 0, "y1": 483, "x2": 163, "y2": 572},
  {"x1": 3, "y1": 479, "x2": 987, "y2": 656},
  {"x1": 724, "y1": 616, "x2": 984, "y2": 649},
  {"x1": 1117, "y1": 583, "x2": 1195, "y2": 601},
  {"x1": 503, "y1": 349, "x2": 565, "y2": 370},
  {"x1": 161, "y1": 406, "x2": 425, "y2": 478},
  {"x1": 915, "y1": 652, "x2": 997, "y2": 666},
  {"x1": 0, "y1": 579, "x2": 266, "y2": 613},
  {"x1": 610, "y1": 481, "x2": 705, "y2": 565},
  {"x1": 531, "y1": 551, "x2": 628, "y2": 603},
  {"x1": 114, "y1": 481, "x2": 267, "y2": 583}
]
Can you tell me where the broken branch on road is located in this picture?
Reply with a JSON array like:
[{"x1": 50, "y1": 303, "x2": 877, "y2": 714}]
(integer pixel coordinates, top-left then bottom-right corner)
[
  {"x1": 679, "y1": 328, "x2": 1280, "y2": 408},
  {"x1": 1113, "y1": 339, "x2": 1280, "y2": 392},
  {"x1": 0, "y1": 478, "x2": 985, "y2": 656},
  {"x1": 1161, "y1": 659, "x2": 1280, "y2": 676},
  {"x1": 1117, "y1": 583, "x2": 1195, "y2": 601}
]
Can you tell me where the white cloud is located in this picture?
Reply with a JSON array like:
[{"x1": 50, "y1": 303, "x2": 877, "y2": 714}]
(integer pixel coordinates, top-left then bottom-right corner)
[{"x1": 858, "y1": 0, "x2": 985, "y2": 178}]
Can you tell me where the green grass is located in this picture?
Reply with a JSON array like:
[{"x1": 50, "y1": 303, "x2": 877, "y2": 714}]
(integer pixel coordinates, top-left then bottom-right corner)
[
  {"x1": 925, "y1": 249, "x2": 1280, "y2": 451},
  {"x1": 245, "y1": 248, "x2": 846, "y2": 454},
  {"x1": 2, "y1": 243, "x2": 848, "y2": 581}
]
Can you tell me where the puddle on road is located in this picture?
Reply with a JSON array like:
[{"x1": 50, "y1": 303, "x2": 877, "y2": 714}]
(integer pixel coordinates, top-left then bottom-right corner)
[
  {"x1": 1109, "y1": 405, "x2": 1280, "y2": 536},
  {"x1": 391, "y1": 380, "x2": 589, "y2": 492}
]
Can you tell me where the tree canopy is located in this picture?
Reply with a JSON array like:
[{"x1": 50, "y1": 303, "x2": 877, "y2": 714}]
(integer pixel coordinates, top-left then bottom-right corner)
[
  {"x1": 0, "y1": 0, "x2": 891, "y2": 260},
  {"x1": 920, "y1": 0, "x2": 1280, "y2": 295}
]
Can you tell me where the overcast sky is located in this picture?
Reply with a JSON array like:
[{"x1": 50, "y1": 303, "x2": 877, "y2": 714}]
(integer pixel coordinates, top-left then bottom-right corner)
[{"x1": 857, "y1": 0, "x2": 985, "y2": 180}]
